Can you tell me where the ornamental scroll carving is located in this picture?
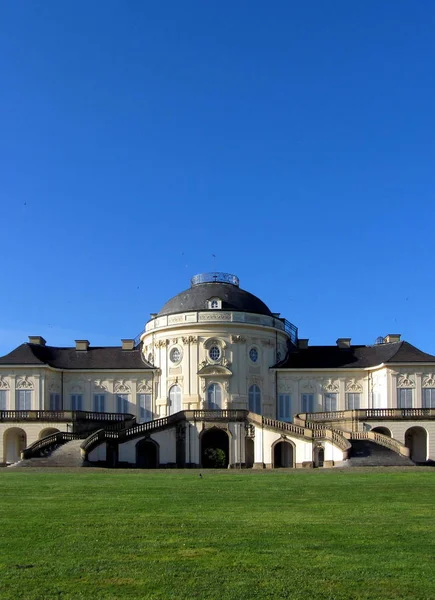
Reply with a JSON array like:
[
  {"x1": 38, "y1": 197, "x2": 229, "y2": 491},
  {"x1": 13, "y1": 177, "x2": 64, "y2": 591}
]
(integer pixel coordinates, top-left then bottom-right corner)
[
  {"x1": 345, "y1": 379, "x2": 363, "y2": 393},
  {"x1": 423, "y1": 374, "x2": 435, "y2": 388},
  {"x1": 16, "y1": 376, "x2": 33, "y2": 390},
  {"x1": 137, "y1": 379, "x2": 153, "y2": 393},
  {"x1": 155, "y1": 339, "x2": 169, "y2": 348},
  {"x1": 231, "y1": 335, "x2": 246, "y2": 344},
  {"x1": 94, "y1": 379, "x2": 109, "y2": 391},
  {"x1": 114, "y1": 380, "x2": 131, "y2": 393},
  {"x1": 300, "y1": 382, "x2": 316, "y2": 394},
  {"x1": 182, "y1": 336, "x2": 198, "y2": 345},
  {"x1": 322, "y1": 379, "x2": 339, "y2": 393},
  {"x1": 397, "y1": 374, "x2": 415, "y2": 388},
  {"x1": 0, "y1": 376, "x2": 9, "y2": 390}
]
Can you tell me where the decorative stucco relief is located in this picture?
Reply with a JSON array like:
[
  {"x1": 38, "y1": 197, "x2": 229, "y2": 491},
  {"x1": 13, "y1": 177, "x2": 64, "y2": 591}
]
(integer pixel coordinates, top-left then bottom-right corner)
[
  {"x1": 155, "y1": 339, "x2": 169, "y2": 348},
  {"x1": 300, "y1": 382, "x2": 316, "y2": 394},
  {"x1": 16, "y1": 376, "x2": 33, "y2": 390},
  {"x1": 0, "y1": 376, "x2": 10, "y2": 390},
  {"x1": 422, "y1": 374, "x2": 435, "y2": 388},
  {"x1": 397, "y1": 374, "x2": 415, "y2": 388},
  {"x1": 231, "y1": 335, "x2": 246, "y2": 344},
  {"x1": 199, "y1": 313, "x2": 231, "y2": 321},
  {"x1": 277, "y1": 377, "x2": 295, "y2": 393},
  {"x1": 137, "y1": 379, "x2": 153, "y2": 393},
  {"x1": 322, "y1": 379, "x2": 340, "y2": 393},
  {"x1": 94, "y1": 379, "x2": 109, "y2": 391},
  {"x1": 182, "y1": 335, "x2": 198, "y2": 345},
  {"x1": 114, "y1": 380, "x2": 131, "y2": 393},
  {"x1": 345, "y1": 379, "x2": 363, "y2": 393}
]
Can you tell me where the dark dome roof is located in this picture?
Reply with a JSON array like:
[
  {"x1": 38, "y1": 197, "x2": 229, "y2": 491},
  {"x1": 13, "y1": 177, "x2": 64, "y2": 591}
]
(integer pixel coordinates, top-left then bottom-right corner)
[{"x1": 158, "y1": 273, "x2": 273, "y2": 317}]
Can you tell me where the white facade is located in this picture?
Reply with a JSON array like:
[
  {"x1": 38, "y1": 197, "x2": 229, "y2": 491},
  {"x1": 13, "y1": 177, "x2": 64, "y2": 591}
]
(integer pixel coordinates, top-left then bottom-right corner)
[{"x1": 1, "y1": 272, "x2": 434, "y2": 467}]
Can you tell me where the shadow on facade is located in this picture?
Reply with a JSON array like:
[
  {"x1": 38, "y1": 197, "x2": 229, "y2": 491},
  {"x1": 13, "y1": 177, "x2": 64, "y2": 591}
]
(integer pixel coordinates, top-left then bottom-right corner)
[
  {"x1": 136, "y1": 438, "x2": 159, "y2": 468},
  {"x1": 273, "y1": 440, "x2": 294, "y2": 468},
  {"x1": 201, "y1": 428, "x2": 229, "y2": 468}
]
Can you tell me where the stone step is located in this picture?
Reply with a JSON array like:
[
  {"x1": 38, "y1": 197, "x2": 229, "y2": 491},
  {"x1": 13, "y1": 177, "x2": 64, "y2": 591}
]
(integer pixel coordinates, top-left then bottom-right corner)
[
  {"x1": 348, "y1": 440, "x2": 415, "y2": 467},
  {"x1": 9, "y1": 440, "x2": 84, "y2": 468}
]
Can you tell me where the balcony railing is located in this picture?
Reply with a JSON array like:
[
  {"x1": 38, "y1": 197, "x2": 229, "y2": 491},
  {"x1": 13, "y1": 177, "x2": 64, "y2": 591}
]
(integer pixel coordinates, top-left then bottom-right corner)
[
  {"x1": 0, "y1": 410, "x2": 136, "y2": 423},
  {"x1": 299, "y1": 408, "x2": 435, "y2": 423}
]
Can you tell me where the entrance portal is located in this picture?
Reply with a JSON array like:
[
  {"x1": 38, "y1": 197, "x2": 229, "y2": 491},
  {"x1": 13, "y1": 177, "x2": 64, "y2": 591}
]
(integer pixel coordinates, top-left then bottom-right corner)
[
  {"x1": 4, "y1": 428, "x2": 27, "y2": 464},
  {"x1": 136, "y1": 438, "x2": 159, "y2": 468},
  {"x1": 405, "y1": 427, "x2": 427, "y2": 463},
  {"x1": 313, "y1": 446, "x2": 325, "y2": 468},
  {"x1": 273, "y1": 440, "x2": 294, "y2": 468},
  {"x1": 245, "y1": 438, "x2": 254, "y2": 468},
  {"x1": 201, "y1": 428, "x2": 229, "y2": 468}
]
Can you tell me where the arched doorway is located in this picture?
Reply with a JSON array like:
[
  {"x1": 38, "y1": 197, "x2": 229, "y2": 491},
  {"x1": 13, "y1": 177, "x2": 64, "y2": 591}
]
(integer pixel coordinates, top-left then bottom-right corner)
[
  {"x1": 405, "y1": 427, "x2": 427, "y2": 463},
  {"x1": 136, "y1": 438, "x2": 159, "y2": 468},
  {"x1": 313, "y1": 445, "x2": 325, "y2": 468},
  {"x1": 201, "y1": 428, "x2": 229, "y2": 468},
  {"x1": 273, "y1": 440, "x2": 294, "y2": 468},
  {"x1": 4, "y1": 428, "x2": 27, "y2": 464},
  {"x1": 371, "y1": 426, "x2": 392, "y2": 437},
  {"x1": 245, "y1": 438, "x2": 254, "y2": 468},
  {"x1": 39, "y1": 428, "x2": 60, "y2": 439}
]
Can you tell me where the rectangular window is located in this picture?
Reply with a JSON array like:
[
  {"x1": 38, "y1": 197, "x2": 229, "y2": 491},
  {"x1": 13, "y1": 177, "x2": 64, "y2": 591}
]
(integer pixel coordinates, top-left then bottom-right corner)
[
  {"x1": 0, "y1": 390, "x2": 7, "y2": 410},
  {"x1": 16, "y1": 390, "x2": 32, "y2": 410},
  {"x1": 372, "y1": 391, "x2": 383, "y2": 408},
  {"x1": 71, "y1": 394, "x2": 83, "y2": 411},
  {"x1": 278, "y1": 394, "x2": 292, "y2": 422},
  {"x1": 397, "y1": 388, "x2": 413, "y2": 409},
  {"x1": 423, "y1": 388, "x2": 435, "y2": 408},
  {"x1": 301, "y1": 393, "x2": 314, "y2": 413},
  {"x1": 324, "y1": 393, "x2": 337, "y2": 412},
  {"x1": 117, "y1": 394, "x2": 130, "y2": 414},
  {"x1": 346, "y1": 393, "x2": 361, "y2": 410},
  {"x1": 138, "y1": 393, "x2": 153, "y2": 422},
  {"x1": 93, "y1": 394, "x2": 105, "y2": 413},
  {"x1": 49, "y1": 393, "x2": 61, "y2": 410}
]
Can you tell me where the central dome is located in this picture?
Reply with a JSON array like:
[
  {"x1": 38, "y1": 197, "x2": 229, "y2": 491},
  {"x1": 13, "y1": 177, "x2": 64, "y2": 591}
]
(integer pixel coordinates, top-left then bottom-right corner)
[{"x1": 157, "y1": 272, "x2": 273, "y2": 317}]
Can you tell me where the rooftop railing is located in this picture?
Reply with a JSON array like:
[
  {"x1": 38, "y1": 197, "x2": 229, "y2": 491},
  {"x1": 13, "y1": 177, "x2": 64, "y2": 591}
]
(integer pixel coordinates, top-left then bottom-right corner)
[{"x1": 190, "y1": 272, "x2": 240, "y2": 287}]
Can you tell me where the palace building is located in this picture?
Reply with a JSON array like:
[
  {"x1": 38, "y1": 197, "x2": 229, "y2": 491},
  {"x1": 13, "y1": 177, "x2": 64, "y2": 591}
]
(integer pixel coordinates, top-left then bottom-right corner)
[{"x1": 1, "y1": 272, "x2": 434, "y2": 468}]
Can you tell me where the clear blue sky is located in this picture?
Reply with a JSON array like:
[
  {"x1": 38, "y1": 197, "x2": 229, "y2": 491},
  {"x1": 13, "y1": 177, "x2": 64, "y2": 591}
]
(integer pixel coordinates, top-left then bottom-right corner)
[{"x1": 1, "y1": 1, "x2": 434, "y2": 355}]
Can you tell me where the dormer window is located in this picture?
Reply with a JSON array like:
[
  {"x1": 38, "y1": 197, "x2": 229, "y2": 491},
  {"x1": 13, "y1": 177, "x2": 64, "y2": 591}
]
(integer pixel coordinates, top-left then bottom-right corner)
[{"x1": 208, "y1": 297, "x2": 222, "y2": 309}]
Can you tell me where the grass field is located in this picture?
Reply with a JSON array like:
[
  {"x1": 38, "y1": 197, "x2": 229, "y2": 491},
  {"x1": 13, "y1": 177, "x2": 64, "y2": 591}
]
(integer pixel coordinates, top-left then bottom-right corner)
[{"x1": 1, "y1": 468, "x2": 435, "y2": 600}]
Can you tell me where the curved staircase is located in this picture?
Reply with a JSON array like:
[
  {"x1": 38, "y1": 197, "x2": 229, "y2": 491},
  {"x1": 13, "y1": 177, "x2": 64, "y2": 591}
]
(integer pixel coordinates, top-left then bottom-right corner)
[{"x1": 9, "y1": 440, "x2": 84, "y2": 468}]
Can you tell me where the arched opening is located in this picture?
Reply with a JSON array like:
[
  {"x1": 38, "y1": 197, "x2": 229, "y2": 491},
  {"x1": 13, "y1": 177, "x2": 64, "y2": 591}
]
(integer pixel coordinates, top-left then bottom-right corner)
[
  {"x1": 39, "y1": 428, "x2": 60, "y2": 439},
  {"x1": 4, "y1": 428, "x2": 27, "y2": 464},
  {"x1": 201, "y1": 428, "x2": 229, "y2": 468},
  {"x1": 207, "y1": 383, "x2": 222, "y2": 410},
  {"x1": 273, "y1": 440, "x2": 294, "y2": 468},
  {"x1": 248, "y1": 385, "x2": 261, "y2": 414},
  {"x1": 405, "y1": 426, "x2": 427, "y2": 463},
  {"x1": 136, "y1": 438, "x2": 159, "y2": 469},
  {"x1": 168, "y1": 385, "x2": 182, "y2": 415},
  {"x1": 313, "y1": 446, "x2": 325, "y2": 468},
  {"x1": 371, "y1": 426, "x2": 392, "y2": 437},
  {"x1": 245, "y1": 438, "x2": 254, "y2": 468}
]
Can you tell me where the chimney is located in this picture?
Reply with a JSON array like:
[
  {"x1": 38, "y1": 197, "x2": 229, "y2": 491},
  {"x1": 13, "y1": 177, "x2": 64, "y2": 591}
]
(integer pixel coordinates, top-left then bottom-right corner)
[
  {"x1": 121, "y1": 339, "x2": 135, "y2": 350},
  {"x1": 298, "y1": 339, "x2": 309, "y2": 349},
  {"x1": 28, "y1": 336, "x2": 46, "y2": 346},
  {"x1": 75, "y1": 340, "x2": 90, "y2": 351},
  {"x1": 384, "y1": 333, "x2": 401, "y2": 343},
  {"x1": 336, "y1": 338, "x2": 351, "y2": 349}
]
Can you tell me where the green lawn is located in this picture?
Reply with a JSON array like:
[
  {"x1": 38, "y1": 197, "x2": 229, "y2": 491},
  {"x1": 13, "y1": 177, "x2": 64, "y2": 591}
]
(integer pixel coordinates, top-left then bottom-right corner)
[{"x1": 1, "y1": 468, "x2": 435, "y2": 599}]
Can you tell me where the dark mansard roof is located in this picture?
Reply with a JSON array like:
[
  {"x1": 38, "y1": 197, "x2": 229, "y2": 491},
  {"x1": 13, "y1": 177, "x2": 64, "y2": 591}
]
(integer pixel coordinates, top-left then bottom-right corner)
[
  {"x1": 0, "y1": 343, "x2": 152, "y2": 370},
  {"x1": 275, "y1": 341, "x2": 435, "y2": 369}
]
